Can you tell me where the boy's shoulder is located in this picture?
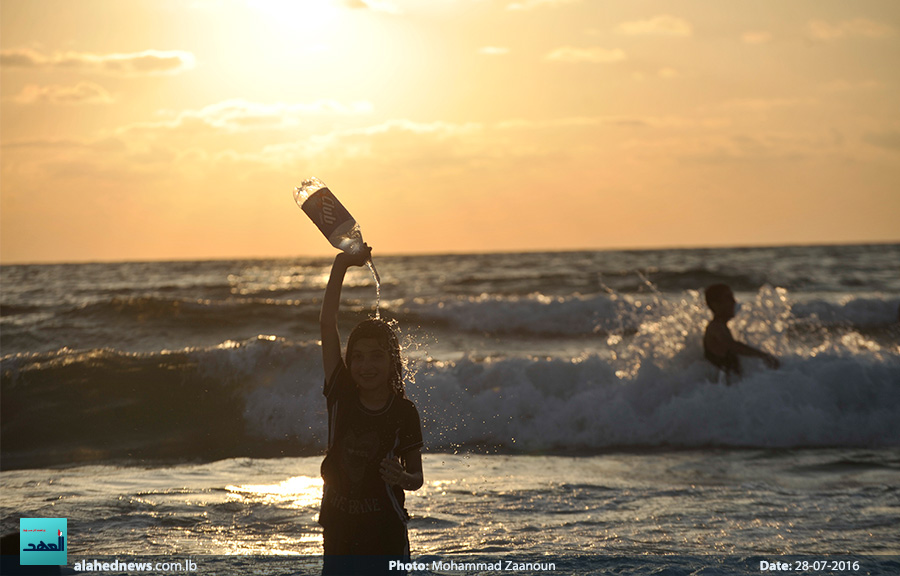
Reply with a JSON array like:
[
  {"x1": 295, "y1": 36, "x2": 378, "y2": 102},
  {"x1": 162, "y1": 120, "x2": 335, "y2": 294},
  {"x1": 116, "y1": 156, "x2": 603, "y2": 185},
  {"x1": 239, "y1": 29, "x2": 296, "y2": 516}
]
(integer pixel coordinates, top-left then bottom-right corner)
[{"x1": 705, "y1": 318, "x2": 730, "y2": 335}]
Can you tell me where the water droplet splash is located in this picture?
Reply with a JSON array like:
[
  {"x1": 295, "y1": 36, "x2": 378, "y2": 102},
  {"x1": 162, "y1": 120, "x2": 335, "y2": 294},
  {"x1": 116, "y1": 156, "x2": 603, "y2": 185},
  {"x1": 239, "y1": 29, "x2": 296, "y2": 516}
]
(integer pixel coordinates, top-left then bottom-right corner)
[{"x1": 367, "y1": 258, "x2": 381, "y2": 319}]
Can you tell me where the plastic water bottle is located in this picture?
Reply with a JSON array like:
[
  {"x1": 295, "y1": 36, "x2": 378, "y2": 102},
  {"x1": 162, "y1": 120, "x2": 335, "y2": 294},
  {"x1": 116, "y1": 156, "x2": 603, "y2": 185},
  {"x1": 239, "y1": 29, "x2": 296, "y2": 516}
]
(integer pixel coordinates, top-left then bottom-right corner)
[
  {"x1": 293, "y1": 177, "x2": 381, "y2": 317},
  {"x1": 293, "y1": 177, "x2": 366, "y2": 254}
]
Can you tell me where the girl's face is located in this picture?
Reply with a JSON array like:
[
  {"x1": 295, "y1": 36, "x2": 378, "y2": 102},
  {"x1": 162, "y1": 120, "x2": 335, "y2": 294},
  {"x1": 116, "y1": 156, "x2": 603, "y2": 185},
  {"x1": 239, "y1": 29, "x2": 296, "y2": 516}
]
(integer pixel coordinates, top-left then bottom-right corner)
[{"x1": 349, "y1": 337, "x2": 392, "y2": 393}]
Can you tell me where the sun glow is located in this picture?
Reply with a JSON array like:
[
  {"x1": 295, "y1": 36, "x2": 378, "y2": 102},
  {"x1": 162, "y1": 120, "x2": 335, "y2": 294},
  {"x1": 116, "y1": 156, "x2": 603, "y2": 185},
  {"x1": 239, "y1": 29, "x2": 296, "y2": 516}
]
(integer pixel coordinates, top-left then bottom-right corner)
[
  {"x1": 3, "y1": 0, "x2": 898, "y2": 264},
  {"x1": 247, "y1": 0, "x2": 341, "y2": 34}
]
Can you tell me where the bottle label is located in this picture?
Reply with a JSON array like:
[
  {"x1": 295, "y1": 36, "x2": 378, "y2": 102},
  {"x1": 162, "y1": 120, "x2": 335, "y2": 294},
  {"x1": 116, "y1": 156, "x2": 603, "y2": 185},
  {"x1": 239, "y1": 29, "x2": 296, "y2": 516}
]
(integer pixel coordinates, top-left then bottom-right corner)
[{"x1": 301, "y1": 188, "x2": 355, "y2": 238}]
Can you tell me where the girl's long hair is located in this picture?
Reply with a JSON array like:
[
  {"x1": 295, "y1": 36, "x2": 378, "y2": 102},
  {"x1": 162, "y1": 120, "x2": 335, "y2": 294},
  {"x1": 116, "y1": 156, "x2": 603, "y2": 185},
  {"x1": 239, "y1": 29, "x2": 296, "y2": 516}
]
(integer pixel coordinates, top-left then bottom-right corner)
[{"x1": 346, "y1": 318, "x2": 406, "y2": 398}]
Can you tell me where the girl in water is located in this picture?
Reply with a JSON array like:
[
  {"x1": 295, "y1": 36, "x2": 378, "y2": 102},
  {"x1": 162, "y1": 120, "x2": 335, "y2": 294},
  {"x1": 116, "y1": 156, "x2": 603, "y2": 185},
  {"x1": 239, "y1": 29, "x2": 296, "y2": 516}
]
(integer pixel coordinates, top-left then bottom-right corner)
[{"x1": 317, "y1": 245, "x2": 424, "y2": 575}]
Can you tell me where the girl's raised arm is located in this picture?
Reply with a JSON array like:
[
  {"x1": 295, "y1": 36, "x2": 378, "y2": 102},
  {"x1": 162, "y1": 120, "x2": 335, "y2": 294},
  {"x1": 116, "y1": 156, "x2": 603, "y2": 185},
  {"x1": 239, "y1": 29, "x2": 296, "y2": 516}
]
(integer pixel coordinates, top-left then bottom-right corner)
[{"x1": 319, "y1": 245, "x2": 372, "y2": 380}]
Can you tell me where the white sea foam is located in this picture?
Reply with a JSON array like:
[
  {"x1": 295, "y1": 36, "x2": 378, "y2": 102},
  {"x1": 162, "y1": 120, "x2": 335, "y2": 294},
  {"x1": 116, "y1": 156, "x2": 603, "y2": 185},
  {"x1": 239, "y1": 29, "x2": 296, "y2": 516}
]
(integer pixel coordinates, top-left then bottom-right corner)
[
  {"x1": 210, "y1": 336, "x2": 900, "y2": 451},
  {"x1": 416, "y1": 353, "x2": 900, "y2": 451}
]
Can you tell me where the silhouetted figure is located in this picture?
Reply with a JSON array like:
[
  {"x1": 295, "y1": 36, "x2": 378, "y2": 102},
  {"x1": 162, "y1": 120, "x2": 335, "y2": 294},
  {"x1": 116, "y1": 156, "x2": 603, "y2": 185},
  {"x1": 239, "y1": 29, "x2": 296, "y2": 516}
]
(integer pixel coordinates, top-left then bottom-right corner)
[
  {"x1": 703, "y1": 284, "x2": 780, "y2": 383},
  {"x1": 318, "y1": 245, "x2": 424, "y2": 575}
]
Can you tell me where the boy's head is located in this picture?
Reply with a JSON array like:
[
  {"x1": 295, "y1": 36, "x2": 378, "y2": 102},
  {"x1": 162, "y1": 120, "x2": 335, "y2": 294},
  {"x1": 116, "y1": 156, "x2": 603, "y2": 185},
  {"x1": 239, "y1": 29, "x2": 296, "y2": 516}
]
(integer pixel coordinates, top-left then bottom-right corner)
[
  {"x1": 346, "y1": 318, "x2": 405, "y2": 397},
  {"x1": 705, "y1": 283, "x2": 736, "y2": 319}
]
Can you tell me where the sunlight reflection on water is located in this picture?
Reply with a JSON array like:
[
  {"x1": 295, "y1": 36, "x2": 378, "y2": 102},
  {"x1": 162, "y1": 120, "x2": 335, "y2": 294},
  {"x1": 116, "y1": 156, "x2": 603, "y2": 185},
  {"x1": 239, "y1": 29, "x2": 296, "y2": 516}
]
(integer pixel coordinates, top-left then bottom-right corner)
[{"x1": 226, "y1": 476, "x2": 323, "y2": 510}]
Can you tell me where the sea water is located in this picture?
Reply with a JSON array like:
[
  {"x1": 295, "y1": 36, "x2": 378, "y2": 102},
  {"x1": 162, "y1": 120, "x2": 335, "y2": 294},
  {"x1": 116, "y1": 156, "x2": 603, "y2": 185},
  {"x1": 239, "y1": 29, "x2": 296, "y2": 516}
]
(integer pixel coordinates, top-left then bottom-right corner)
[
  {"x1": 2, "y1": 452, "x2": 898, "y2": 574},
  {"x1": 2, "y1": 244, "x2": 899, "y2": 574}
]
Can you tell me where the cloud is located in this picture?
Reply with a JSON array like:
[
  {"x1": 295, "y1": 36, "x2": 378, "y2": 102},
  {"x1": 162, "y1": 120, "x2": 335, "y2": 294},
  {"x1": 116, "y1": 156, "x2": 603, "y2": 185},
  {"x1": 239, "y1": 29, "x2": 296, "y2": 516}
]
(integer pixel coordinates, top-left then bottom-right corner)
[
  {"x1": 495, "y1": 117, "x2": 614, "y2": 130},
  {"x1": 864, "y1": 130, "x2": 900, "y2": 151},
  {"x1": 13, "y1": 83, "x2": 115, "y2": 105},
  {"x1": 807, "y1": 18, "x2": 895, "y2": 41},
  {"x1": 479, "y1": 46, "x2": 510, "y2": 56},
  {"x1": 1, "y1": 138, "x2": 95, "y2": 151},
  {"x1": 623, "y1": 131, "x2": 838, "y2": 164},
  {"x1": 255, "y1": 119, "x2": 485, "y2": 170},
  {"x1": 658, "y1": 67, "x2": 679, "y2": 79},
  {"x1": 0, "y1": 48, "x2": 196, "y2": 75},
  {"x1": 618, "y1": 15, "x2": 692, "y2": 37},
  {"x1": 123, "y1": 98, "x2": 375, "y2": 136},
  {"x1": 186, "y1": 98, "x2": 374, "y2": 126},
  {"x1": 820, "y1": 79, "x2": 881, "y2": 93},
  {"x1": 507, "y1": 0, "x2": 580, "y2": 10},
  {"x1": 720, "y1": 98, "x2": 808, "y2": 111},
  {"x1": 742, "y1": 31, "x2": 772, "y2": 45},
  {"x1": 343, "y1": 0, "x2": 402, "y2": 14},
  {"x1": 544, "y1": 47, "x2": 626, "y2": 63}
]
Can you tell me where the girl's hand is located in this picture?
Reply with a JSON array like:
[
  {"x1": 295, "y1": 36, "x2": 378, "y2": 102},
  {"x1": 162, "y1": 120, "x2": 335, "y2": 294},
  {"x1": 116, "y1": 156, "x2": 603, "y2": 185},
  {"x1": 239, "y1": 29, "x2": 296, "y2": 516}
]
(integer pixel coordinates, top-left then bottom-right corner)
[
  {"x1": 336, "y1": 244, "x2": 372, "y2": 268},
  {"x1": 380, "y1": 457, "x2": 408, "y2": 488}
]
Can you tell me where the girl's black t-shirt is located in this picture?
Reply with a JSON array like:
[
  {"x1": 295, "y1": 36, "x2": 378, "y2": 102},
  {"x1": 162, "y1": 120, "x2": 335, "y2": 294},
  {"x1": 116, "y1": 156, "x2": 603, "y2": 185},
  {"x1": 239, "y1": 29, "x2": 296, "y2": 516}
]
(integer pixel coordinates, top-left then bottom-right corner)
[{"x1": 319, "y1": 362, "x2": 423, "y2": 529}]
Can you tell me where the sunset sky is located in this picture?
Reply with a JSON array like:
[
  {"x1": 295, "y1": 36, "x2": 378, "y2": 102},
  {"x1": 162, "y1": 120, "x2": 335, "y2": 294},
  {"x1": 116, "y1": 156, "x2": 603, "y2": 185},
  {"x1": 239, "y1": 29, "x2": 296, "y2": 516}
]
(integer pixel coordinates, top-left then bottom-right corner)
[{"x1": 2, "y1": 0, "x2": 898, "y2": 264}]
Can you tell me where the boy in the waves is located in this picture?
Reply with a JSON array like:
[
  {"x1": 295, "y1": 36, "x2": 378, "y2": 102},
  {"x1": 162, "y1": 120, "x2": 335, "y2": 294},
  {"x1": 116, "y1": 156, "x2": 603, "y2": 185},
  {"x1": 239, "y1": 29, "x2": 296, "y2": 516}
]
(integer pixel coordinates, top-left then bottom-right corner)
[
  {"x1": 703, "y1": 283, "x2": 780, "y2": 382},
  {"x1": 318, "y1": 244, "x2": 424, "y2": 575}
]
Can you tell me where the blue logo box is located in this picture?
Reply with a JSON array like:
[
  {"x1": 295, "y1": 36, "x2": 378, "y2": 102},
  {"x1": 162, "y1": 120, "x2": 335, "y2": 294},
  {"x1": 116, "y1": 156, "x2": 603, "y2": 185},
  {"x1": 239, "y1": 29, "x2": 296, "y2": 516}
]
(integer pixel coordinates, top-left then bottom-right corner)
[{"x1": 20, "y1": 518, "x2": 67, "y2": 566}]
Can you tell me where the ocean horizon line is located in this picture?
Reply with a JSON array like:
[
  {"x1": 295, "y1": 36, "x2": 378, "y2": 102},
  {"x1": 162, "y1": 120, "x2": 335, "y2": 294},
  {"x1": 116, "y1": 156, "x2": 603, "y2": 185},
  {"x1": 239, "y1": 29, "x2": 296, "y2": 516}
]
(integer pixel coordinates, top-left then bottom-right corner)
[{"x1": 2, "y1": 239, "x2": 899, "y2": 267}]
